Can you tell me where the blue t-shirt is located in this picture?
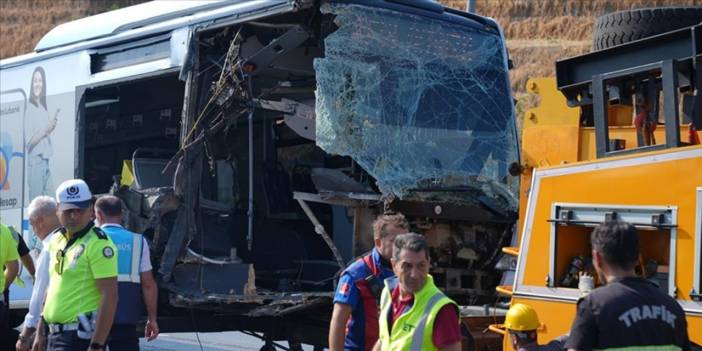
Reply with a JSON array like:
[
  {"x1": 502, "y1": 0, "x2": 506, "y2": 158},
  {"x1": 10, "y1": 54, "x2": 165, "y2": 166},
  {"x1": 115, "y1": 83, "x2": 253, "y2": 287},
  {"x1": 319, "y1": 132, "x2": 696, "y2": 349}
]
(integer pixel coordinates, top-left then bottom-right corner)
[{"x1": 333, "y1": 248, "x2": 394, "y2": 350}]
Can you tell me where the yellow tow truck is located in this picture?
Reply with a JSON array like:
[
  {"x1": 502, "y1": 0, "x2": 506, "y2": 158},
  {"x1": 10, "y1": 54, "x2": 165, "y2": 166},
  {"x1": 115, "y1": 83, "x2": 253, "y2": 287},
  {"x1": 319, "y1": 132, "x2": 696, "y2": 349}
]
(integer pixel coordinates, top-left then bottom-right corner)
[{"x1": 491, "y1": 11, "x2": 702, "y2": 349}]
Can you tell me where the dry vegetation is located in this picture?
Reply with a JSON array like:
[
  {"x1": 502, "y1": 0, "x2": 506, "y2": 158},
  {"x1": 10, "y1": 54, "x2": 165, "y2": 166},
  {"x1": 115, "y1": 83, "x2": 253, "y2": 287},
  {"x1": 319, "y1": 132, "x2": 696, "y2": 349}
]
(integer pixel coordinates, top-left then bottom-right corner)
[
  {"x1": 0, "y1": 0, "x2": 146, "y2": 59},
  {"x1": 461, "y1": 0, "x2": 701, "y2": 93},
  {"x1": 1, "y1": 0, "x2": 699, "y2": 93}
]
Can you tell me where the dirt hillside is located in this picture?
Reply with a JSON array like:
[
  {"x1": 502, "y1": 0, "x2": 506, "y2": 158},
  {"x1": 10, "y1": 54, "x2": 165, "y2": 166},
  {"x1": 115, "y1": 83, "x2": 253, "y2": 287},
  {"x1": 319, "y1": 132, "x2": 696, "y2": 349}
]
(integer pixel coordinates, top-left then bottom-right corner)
[
  {"x1": 1, "y1": 0, "x2": 699, "y2": 93},
  {"x1": 467, "y1": 0, "x2": 701, "y2": 92}
]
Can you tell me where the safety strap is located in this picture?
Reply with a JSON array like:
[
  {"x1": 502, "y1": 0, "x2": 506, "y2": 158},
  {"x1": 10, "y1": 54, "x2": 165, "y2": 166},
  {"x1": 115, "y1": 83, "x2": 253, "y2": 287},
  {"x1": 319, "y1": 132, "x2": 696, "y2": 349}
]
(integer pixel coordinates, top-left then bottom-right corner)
[
  {"x1": 362, "y1": 255, "x2": 383, "y2": 301},
  {"x1": 362, "y1": 255, "x2": 379, "y2": 276},
  {"x1": 409, "y1": 292, "x2": 445, "y2": 351}
]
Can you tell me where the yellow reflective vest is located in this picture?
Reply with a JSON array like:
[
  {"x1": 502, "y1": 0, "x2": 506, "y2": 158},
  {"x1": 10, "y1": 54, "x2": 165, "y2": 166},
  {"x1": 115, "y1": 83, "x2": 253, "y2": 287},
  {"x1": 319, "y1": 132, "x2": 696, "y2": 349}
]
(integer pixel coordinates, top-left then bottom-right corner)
[
  {"x1": 378, "y1": 275, "x2": 458, "y2": 351},
  {"x1": 43, "y1": 225, "x2": 118, "y2": 324},
  {"x1": 0, "y1": 224, "x2": 20, "y2": 290}
]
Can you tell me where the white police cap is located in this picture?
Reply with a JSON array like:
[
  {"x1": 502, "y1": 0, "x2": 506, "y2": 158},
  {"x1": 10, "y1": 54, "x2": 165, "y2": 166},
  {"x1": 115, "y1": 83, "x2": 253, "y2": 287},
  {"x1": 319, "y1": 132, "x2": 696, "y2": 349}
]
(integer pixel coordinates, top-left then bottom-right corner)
[{"x1": 55, "y1": 179, "x2": 92, "y2": 210}]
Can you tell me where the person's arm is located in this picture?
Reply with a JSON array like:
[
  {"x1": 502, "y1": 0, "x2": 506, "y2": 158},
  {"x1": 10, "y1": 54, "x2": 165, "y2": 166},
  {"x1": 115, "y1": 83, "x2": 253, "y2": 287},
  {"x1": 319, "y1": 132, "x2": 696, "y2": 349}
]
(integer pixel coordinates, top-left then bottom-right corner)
[
  {"x1": 20, "y1": 254, "x2": 35, "y2": 277},
  {"x1": 17, "y1": 321, "x2": 36, "y2": 351},
  {"x1": 87, "y1": 239, "x2": 119, "y2": 350},
  {"x1": 372, "y1": 340, "x2": 381, "y2": 351},
  {"x1": 329, "y1": 303, "x2": 353, "y2": 351},
  {"x1": 139, "y1": 238, "x2": 159, "y2": 341},
  {"x1": 16, "y1": 332, "x2": 32, "y2": 351},
  {"x1": 432, "y1": 305, "x2": 462, "y2": 351},
  {"x1": 141, "y1": 270, "x2": 159, "y2": 341},
  {"x1": 27, "y1": 127, "x2": 49, "y2": 155},
  {"x1": 14, "y1": 233, "x2": 36, "y2": 277},
  {"x1": 3, "y1": 260, "x2": 18, "y2": 291},
  {"x1": 674, "y1": 305, "x2": 690, "y2": 351},
  {"x1": 31, "y1": 318, "x2": 47, "y2": 351},
  {"x1": 27, "y1": 110, "x2": 58, "y2": 153},
  {"x1": 19, "y1": 248, "x2": 51, "y2": 348},
  {"x1": 328, "y1": 272, "x2": 359, "y2": 351},
  {"x1": 91, "y1": 277, "x2": 118, "y2": 349},
  {"x1": 553, "y1": 333, "x2": 569, "y2": 344},
  {"x1": 564, "y1": 297, "x2": 597, "y2": 351}
]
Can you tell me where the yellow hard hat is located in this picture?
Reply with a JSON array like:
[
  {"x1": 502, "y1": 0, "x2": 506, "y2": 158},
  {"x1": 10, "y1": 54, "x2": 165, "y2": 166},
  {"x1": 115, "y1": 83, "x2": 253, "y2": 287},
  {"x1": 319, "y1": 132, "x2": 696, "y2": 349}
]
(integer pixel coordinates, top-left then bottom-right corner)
[{"x1": 504, "y1": 303, "x2": 540, "y2": 331}]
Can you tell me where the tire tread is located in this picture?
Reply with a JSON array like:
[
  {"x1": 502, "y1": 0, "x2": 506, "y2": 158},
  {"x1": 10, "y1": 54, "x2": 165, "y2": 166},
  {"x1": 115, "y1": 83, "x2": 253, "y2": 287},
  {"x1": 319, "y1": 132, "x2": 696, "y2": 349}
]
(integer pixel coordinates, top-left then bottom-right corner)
[{"x1": 593, "y1": 7, "x2": 702, "y2": 51}]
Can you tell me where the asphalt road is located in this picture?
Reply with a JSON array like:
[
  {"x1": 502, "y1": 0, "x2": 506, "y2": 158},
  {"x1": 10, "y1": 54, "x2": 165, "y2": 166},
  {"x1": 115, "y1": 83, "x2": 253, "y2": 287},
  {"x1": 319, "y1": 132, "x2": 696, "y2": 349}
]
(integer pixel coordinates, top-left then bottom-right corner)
[{"x1": 139, "y1": 332, "x2": 323, "y2": 351}]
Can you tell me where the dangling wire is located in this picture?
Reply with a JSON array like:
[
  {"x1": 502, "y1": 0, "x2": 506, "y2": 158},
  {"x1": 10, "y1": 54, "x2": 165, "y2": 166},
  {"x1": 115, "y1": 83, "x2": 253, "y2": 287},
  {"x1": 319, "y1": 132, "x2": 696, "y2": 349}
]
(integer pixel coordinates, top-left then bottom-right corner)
[{"x1": 182, "y1": 28, "x2": 245, "y2": 146}]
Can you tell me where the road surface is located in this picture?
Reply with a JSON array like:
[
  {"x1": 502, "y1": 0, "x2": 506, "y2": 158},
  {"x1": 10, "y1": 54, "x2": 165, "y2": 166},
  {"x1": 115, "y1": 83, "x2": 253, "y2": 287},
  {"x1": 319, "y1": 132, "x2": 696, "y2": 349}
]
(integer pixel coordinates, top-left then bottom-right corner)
[{"x1": 140, "y1": 332, "x2": 322, "y2": 351}]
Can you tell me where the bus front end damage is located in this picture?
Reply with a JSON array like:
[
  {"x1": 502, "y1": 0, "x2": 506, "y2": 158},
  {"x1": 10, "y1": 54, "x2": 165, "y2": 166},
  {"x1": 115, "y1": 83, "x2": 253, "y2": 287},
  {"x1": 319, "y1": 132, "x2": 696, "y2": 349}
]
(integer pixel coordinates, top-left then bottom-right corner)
[{"x1": 116, "y1": 1, "x2": 517, "y2": 344}]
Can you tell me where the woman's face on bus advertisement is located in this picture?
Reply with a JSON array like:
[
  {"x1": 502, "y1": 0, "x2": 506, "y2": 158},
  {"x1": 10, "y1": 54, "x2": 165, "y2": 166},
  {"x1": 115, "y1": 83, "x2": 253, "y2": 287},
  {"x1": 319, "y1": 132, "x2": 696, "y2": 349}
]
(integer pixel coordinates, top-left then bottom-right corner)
[{"x1": 32, "y1": 71, "x2": 43, "y2": 98}]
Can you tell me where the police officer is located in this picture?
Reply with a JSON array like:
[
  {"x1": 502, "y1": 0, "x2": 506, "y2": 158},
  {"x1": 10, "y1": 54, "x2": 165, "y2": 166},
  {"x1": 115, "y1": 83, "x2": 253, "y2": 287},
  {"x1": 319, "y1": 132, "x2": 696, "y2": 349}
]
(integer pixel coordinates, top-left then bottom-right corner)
[
  {"x1": 1, "y1": 223, "x2": 20, "y2": 347},
  {"x1": 33, "y1": 179, "x2": 118, "y2": 351},
  {"x1": 94, "y1": 195, "x2": 159, "y2": 350},
  {"x1": 566, "y1": 220, "x2": 690, "y2": 350},
  {"x1": 329, "y1": 213, "x2": 409, "y2": 351},
  {"x1": 373, "y1": 233, "x2": 461, "y2": 351},
  {"x1": 504, "y1": 303, "x2": 566, "y2": 351}
]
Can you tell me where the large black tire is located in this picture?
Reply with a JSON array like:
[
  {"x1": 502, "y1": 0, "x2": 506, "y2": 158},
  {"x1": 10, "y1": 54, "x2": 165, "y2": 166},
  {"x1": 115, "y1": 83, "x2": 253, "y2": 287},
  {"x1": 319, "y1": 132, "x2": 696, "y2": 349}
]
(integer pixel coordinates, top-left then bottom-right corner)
[{"x1": 593, "y1": 7, "x2": 702, "y2": 51}]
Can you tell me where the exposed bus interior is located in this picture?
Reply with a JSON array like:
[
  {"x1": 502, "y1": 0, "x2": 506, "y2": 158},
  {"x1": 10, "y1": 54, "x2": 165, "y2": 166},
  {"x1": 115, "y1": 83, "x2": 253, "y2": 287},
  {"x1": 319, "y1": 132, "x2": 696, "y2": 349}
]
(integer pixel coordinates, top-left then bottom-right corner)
[
  {"x1": 81, "y1": 74, "x2": 184, "y2": 194},
  {"x1": 164, "y1": 7, "x2": 352, "y2": 301}
]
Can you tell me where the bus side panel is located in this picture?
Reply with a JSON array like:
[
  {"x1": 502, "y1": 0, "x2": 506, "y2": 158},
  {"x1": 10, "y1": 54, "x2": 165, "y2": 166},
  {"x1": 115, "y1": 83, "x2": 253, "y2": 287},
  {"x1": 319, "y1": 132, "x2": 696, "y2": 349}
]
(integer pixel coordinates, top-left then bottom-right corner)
[
  {"x1": 0, "y1": 51, "x2": 89, "y2": 305},
  {"x1": 0, "y1": 90, "x2": 27, "y2": 231}
]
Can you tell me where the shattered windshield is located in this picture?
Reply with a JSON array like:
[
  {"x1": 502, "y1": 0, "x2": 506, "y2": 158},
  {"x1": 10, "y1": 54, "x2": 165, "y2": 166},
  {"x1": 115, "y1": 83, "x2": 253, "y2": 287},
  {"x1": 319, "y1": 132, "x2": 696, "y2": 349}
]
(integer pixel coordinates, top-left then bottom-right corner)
[{"x1": 314, "y1": 3, "x2": 518, "y2": 208}]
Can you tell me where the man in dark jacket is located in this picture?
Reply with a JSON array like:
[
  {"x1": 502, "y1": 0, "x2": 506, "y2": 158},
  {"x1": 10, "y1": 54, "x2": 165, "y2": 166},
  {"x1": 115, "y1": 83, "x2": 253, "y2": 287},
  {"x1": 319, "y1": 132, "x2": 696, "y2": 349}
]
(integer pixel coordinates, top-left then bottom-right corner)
[{"x1": 566, "y1": 220, "x2": 690, "y2": 351}]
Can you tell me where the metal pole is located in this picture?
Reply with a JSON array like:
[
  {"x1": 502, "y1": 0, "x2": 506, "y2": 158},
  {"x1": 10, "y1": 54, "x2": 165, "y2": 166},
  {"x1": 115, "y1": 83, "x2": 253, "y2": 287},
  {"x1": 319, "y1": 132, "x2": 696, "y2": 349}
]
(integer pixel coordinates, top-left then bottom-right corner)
[
  {"x1": 247, "y1": 75, "x2": 255, "y2": 251},
  {"x1": 247, "y1": 108, "x2": 254, "y2": 251},
  {"x1": 296, "y1": 198, "x2": 346, "y2": 270},
  {"x1": 466, "y1": 0, "x2": 476, "y2": 13}
]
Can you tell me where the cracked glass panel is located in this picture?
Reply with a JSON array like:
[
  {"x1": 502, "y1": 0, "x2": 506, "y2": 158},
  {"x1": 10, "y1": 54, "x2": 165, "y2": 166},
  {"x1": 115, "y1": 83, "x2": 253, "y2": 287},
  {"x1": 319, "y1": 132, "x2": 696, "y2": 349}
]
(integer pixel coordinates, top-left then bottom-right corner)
[{"x1": 314, "y1": 3, "x2": 518, "y2": 209}]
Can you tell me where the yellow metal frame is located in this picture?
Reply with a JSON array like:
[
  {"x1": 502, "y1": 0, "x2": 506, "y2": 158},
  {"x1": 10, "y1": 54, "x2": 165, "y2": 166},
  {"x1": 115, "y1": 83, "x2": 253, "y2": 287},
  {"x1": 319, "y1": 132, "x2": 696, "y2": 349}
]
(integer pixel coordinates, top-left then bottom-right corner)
[{"x1": 499, "y1": 77, "x2": 702, "y2": 349}]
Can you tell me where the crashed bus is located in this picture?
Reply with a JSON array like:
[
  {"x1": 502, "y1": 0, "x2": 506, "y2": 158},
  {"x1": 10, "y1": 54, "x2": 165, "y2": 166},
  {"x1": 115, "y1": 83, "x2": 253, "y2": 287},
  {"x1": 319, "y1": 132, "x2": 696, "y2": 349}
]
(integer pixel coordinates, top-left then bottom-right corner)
[{"x1": 0, "y1": 0, "x2": 518, "y2": 347}]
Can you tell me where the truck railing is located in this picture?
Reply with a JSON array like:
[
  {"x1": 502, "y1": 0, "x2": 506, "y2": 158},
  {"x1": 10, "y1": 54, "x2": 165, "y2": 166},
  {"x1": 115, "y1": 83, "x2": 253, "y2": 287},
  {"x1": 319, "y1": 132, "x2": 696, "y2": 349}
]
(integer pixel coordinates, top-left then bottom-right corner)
[{"x1": 555, "y1": 24, "x2": 702, "y2": 158}]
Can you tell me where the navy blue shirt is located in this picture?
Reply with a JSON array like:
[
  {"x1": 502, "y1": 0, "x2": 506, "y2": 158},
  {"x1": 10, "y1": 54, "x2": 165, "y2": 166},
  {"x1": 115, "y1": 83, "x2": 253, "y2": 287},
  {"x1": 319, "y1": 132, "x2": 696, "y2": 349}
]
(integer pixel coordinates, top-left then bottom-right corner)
[{"x1": 333, "y1": 248, "x2": 394, "y2": 350}]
